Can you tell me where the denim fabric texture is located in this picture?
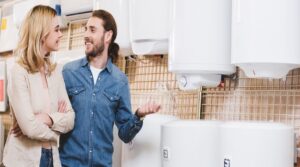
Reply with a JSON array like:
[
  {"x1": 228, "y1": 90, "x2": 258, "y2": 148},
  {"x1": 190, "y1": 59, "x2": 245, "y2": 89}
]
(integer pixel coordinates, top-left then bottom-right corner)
[
  {"x1": 59, "y1": 58, "x2": 143, "y2": 167},
  {"x1": 40, "y1": 148, "x2": 53, "y2": 167}
]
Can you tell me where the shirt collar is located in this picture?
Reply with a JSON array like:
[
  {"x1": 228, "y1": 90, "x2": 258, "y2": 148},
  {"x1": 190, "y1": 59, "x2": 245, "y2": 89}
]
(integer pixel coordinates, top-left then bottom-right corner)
[
  {"x1": 106, "y1": 58, "x2": 113, "y2": 73},
  {"x1": 81, "y1": 57, "x2": 113, "y2": 74},
  {"x1": 80, "y1": 57, "x2": 89, "y2": 67}
]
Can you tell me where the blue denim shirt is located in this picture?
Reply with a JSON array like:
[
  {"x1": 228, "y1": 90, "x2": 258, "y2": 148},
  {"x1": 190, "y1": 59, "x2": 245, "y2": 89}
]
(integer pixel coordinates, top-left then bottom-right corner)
[{"x1": 59, "y1": 57, "x2": 143, "y2": 167}]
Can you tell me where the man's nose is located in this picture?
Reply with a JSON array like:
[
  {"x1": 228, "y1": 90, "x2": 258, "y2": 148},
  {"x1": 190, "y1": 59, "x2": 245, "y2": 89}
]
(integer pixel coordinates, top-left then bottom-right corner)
[{"x1": 84, "y1": 30, "x2": 90, "y2": 38}]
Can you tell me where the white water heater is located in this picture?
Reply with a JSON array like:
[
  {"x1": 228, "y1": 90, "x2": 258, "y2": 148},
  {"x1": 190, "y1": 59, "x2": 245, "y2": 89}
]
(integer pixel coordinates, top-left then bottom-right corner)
[
  {"x1": 129, "y1": 0, "x2": 170, "y2": 55},
  {"x1": 61, "y1": 0, "x2": 93, "y2": 22},
  {"x1": 0, "y1": 119, "x2": 4, "y2": 164},
  {"x1": 220, "y1": 121, "x2": 294, "y2": 167},
  {"x1": 0, "y1": 2, "x2": 18, "y2": 52},
  {"x1": 94, "y1": 0, "x2": 132, "y2": 56},
  {"x1": 231, "y1": 0, "x2": 300, "y2": 78},
  {"x1": 0, "y1": 7, "x2": 2, "y2": 37},
  {"x1": 13, "y1": 0, "x2": 61, "y2": 29},
  {"x1": 0, "y1": 61, "x2": 6, "y2": 112},
  {"x1": 161, "y1": 120, "x2": 221, "y2": 167},
  {"x1": 122, "y1": 114, "x2": 178, "y2": 167},
  {"x1": 112, "y1": 125, "x2": 122, "y2": 167},
  {"x1": 168, "y1": 0, "x2": 235, "y2": 90}
]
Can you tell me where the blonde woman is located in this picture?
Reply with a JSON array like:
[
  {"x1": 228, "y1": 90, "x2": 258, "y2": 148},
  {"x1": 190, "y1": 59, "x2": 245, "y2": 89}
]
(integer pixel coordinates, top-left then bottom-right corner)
[{"x1": 3, "y1": 5, "x2": 74, "y2": 167}]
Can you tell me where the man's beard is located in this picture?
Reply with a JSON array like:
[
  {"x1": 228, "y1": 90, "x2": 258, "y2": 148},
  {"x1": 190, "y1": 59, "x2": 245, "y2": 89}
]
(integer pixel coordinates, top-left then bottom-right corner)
[{"x1": 85, "y1": 37, "x2": 105, "y2": 60}]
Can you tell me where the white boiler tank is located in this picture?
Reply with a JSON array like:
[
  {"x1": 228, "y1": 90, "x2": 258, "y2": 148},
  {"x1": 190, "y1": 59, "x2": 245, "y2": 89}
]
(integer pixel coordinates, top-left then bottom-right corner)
[
  {"x1": 112, "y1": 125, "x2": 122, "y2": 167},
  {"x1": 13, "y1": 0, "x2": 60, "y2": 29},
  {"x1": 231, "y1": 0, "x2": 300, "y2": 78},
  {"x1": 0, "y1": 119, "x2": 4, "y2": 164},
  {"x1": 129, "y1": 0, "x2": 170, "y2": 55},
  {"x1": 94, "y1": 0, "x2": 132, "y2": 56},
  {"x1": 161, "y1": 120, "x2": 221, "y2": 167},
  {"x1": 0, "y1": 2, "x2": 19, "y2": 52},
  {"x1": 168, "y1": 0, "x2": 235, "y2": 90},
  {"x1": 220, "y1": 121, "x2": 294, "y2": 167},
  {"x1": 121, "y1": 114, "x2": 178, "y2": 167}
]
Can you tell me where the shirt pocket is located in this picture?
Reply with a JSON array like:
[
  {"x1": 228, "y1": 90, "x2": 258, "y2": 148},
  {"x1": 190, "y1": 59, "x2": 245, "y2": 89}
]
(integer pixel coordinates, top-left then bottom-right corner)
[
  {"x1": 67, "y1": 86, "x2": 85, "y2": 96},
  {"x1": 67, "y1": 86, "x2": 86, "y2": 112},
  {"x1": 103, "y1": 90, "x2": 120, "y2": 115},
  {"x1": 67, "y1": 86, "x2": 86, "y2": 108}
]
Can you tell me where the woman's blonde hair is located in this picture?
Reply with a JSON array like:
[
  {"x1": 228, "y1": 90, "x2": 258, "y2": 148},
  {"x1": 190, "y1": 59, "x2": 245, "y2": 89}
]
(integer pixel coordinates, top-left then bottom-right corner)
[{"x1": 15, "y1": 5, "x2": 57, "y2": 74}]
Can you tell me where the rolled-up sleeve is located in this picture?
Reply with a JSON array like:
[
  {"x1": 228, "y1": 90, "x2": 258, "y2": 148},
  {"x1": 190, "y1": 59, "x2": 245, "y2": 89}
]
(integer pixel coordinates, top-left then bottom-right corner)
[
  {"x1": 10, "y1": 65, "x2": 58, "y2": 142},
  {"x1": 49, "y1": 70, "x2": 75, "y2": 133},
  {"x1": 115, "y1": 81, "x2": 143, "y2": 143}
]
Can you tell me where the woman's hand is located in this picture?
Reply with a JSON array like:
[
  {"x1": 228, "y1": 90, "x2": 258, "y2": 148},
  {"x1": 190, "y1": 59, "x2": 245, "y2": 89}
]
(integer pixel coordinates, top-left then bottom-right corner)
[
  {"x1": 10, "y1": 123, "x2": 23, "y2": 137},
  {"x1": 33, "y1": 100, "x2": 67, "y2": 128}
]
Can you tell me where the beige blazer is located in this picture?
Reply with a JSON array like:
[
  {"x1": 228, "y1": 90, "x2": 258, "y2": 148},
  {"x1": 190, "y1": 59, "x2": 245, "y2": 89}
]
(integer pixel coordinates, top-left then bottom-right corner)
[{"x1": 3, "y1": 63, "x2": 75, "y2": 167}]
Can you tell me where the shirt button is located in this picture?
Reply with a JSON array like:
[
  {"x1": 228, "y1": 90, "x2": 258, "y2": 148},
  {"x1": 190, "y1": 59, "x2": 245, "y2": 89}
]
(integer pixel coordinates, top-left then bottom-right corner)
[
  {"x1": 90, "y1": 75, "x2": 92, "y2": 78},
  {"x1": 110, "y1": 97, "x2": 113, "y2": 100},
  {"x1": 93, "y1": 93, "x2": 95, "y2": 96},
  {"x1": 89, "y1": 150, "x2": 92, "y2": 153},
  {"x1": 90, "y1": 131, "x2": 93, "y2": 134}
]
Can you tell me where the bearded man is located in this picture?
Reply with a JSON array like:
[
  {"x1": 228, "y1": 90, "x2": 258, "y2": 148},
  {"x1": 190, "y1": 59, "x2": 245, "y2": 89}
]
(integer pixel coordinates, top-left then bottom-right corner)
[{"x1": 59, "y1": 9, "x2": 160, "y2": 167}]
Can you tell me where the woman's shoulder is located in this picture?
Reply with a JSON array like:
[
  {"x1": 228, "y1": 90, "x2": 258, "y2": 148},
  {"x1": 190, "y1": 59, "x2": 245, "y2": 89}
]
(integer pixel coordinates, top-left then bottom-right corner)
[
  {"x1": 9, "y1": 63, "x2": 29, "y2": 84},
  {"x1": 53, "y1": 63, "x2": 63, "y2": 73},
  {"x1": 50, "y1": 64, "x2": 64, "y2": 81},
  {"x1": 51, "y1": 63, "x2": 64, "y2": 76},
  {"x1": 12, "y1": 62, "x2": 28, "y2": 75}
]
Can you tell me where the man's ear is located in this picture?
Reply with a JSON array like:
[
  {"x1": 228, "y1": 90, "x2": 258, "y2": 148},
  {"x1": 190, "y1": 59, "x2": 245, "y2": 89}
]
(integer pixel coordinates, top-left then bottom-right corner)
[{"x1": 104, "y1": 30, "x2": 113, "y2": 43}]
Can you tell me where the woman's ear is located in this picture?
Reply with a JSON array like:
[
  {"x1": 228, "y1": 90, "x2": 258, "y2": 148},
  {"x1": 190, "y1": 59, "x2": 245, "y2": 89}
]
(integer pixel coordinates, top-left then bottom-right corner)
[
  {"x1": 41, "y1": 35, "x2": 46, "y2": 44},
  {"x1": 104, "y1": 30, "x2": 113, "y2": 43}
]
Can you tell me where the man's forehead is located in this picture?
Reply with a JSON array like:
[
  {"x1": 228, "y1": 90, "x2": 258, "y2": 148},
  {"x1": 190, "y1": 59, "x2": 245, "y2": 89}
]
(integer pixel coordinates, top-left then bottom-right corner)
[{"x1": 86, "y1": 17, "x2": 104, "y2": 28}]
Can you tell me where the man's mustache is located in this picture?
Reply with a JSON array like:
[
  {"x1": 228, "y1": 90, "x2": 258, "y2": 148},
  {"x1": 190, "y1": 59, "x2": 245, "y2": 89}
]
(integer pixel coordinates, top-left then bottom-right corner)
[{"x1": 84, "y1": 37, "x2": 93, "y2": 43}]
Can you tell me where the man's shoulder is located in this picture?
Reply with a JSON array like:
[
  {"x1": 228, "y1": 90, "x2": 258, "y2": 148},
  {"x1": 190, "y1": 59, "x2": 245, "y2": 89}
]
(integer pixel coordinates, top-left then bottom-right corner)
[
  {"x1": 62, "y1": 58, "x2": 85, "y2": 72},
  {"x1": 111, "y1": 64, "x2": 128, "y2": 83}
]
